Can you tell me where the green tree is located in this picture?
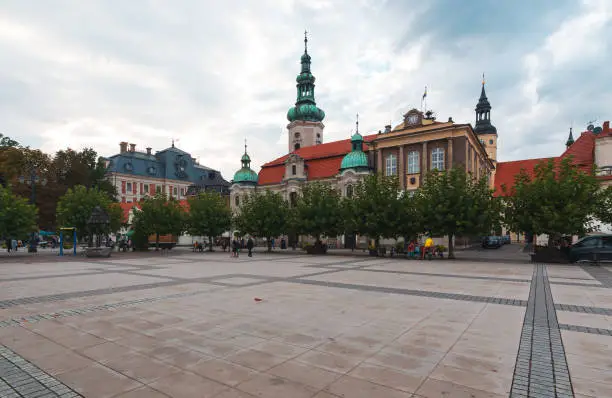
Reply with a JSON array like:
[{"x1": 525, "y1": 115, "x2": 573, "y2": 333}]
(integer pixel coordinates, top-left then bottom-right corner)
[
  {"x1": 417, "y1": 168, "x2": 499, "y2": 258},
  {"x1": 293, "y1": 182, "x2": 343, "y2": 244},
  {"x1": 0, "y1": 133, "x2": 20, "y2": 148},
  {"x1": 187, "y1": 192, "x2": 232, "y2": 251},
  {"x1": 234, "y1": 190, "x2": 289, "y2": 251},
  {"x1": 0, "y1": 185, "x2": 38, "y2": 240},
  {"x1": 503, "y1": 157, "x2": 602, "y2": 244},
  {"x1": 56, "y1": 185, "x2": 122, "y2": 241},
  {"x1": 594, "y1": 186, "x2": 612, "y2": 226},
  {"x1": 349, "y1": 174, "x2": 404, "y2": 248},
  {"x1": 132, "y1": 193, "x2": 186, "y2": 250},
  {"x1": 395, "y1": 191, "x2": 423, "y2": 244}
]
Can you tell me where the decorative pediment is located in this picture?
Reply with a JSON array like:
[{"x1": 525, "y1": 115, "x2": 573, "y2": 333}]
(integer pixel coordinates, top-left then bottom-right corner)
[
  {"x1": 403, "y1": 109, "x2": 423, "y2": 128},
  {"x1": 284, "y1": 153, "x2": 303, "y2": 164}
]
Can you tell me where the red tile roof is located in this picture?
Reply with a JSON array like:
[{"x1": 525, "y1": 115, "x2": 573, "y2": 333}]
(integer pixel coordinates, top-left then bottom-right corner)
[
  {"x1": 494, "y1": 157, "x2": 556, "y2": 197},
  {"x1": 258, "y1": 134, "x2": 377, "y2": 185},
  {"x1": 494, "y1": 124, "x2": 609, "y2": 196}
]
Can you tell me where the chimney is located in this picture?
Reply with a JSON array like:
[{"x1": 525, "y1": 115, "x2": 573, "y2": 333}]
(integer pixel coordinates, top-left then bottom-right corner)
[
  {"x1": 119, "y1": 142, "x2": 128, "y2": 153},
  {"x1": 146, "y1": 147, "x2": 152, "y2": 155},
  {"x1": 129, "y1": 143, "x2": 136, "y2": 152},
  {"x1": 448, "y1": 117, "x2": 454, "y2": 123},
  {"x1": 384, "y1": 125, "x2": 392, "y2": 133},
  {"x1": 603, "y1": 121, "x2": 610, "y2": 135}
]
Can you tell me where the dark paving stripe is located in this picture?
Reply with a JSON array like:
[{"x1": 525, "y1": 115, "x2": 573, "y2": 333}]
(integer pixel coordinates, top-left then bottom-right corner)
[
  {"x1": 0, "y1": 280, "x2": 185, "y2": 309},
  {"x1": 558, "y1": 324, "x2": 612, "y2": 336},
  {"x1": 555, "y1": 304, "x2": 612, "y2": 316},
  {"x1": 579, "y1": 266, "x2": 612, "y2": 287},
  {"x1": 510, "y1": 265, "x2": 574, "y2": 398},
  {"x1": 287, "y1": 278, "x2": 527, "y2": 306},
  {"x1": 0, "y1": 270, "x2": 109, "y2": 283},
  {"x1": 0, "y1": 345, "x2": 83, "y2": 397},
  {"x1": 351, "y1": 267, "x2": 532, "y2": 283}
]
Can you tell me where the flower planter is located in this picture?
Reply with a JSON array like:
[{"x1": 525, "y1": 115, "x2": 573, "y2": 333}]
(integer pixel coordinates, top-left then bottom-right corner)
[{"x1": 84, "y1": 247, "x2": 112, "y2": 258}]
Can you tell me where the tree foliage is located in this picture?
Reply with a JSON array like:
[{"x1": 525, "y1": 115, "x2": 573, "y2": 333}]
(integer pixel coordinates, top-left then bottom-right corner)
[
  {"x1": 56, "y1": 185, "x2": 122, "y2": 240},
  {"x1": 187, "y1": 192, "x2": 232, "y2": 250},
  {"x1": 0, "y1": 185, "x2": 38, "y2": 240},
  {"x1": 417, "y1": 167, "x2": 499, "y2": 258},
  {"x1": 131, "y1": 193, "x2": 186, "y2": 249},
  {"x1": 293, "y1": 182, "x2": 343, "y2": 242},
  {"x1": 594, "y1": 186, "x2": 612, "y2": 226},
  {"x1": 503, "y1": 157, "x2": 601, "y2": 241},
  {"x1": 348, "y1": 174, "x2": 405, "y2": 245},
  {"x1": 234, "y1": 190, "x2": 289, "y2": 251},
  {"x1": 0, "y1": 133, "x2": 20, "y2": 148}
]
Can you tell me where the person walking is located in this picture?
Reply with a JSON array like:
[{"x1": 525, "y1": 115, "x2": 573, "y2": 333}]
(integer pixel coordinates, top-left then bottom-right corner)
[
  {"x1": 247, "y1": 237, "x2": 254, "y2": 257},
  {"x1": 424, "y1": 235, "x2": 434, "y2": 260},
  {"x1": 5, "y1": 238, "x2": 11, "y2": 253}
]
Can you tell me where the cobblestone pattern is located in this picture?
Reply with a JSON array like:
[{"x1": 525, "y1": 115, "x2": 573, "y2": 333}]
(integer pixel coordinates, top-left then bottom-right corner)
[
  {"x1": 579, "y1": 265, "x2": 612, "y2": 288},
  {"x1": 559, "y1": 324, "x2": 612, "y2": 336},
  {"x1": 0, "y1": 345, "x2": 83, "y2": 397},
  {"x1": 0, "y1": 288, "x2": 216, "y2": 329},
  {"x1": 555, "y1": 304, "x2": 612, "y2": 316},
  {"x1": 289, "y1": 278, "x2": 528, "y2": 306},
  {"x1": 0, "y1": 280, "x2": 185, "y2": 310},
  {"x1": 510, "y1": 265, "x2": 574, "y2": 398}
]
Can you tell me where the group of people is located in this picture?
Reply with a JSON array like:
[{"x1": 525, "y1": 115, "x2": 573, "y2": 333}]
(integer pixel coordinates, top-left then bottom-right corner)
[
  {"x1": 406, "y1": 236, "x2": 437, "y2": 259},
  {"x1": 230, "y1": 237, "x2": 254, "y2": 257},
  {"x1": 4, "y1": 238, "x2": 21, "y2": 253}
]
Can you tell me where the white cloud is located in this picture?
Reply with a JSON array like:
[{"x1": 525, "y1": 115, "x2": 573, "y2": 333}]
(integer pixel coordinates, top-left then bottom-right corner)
[{"x1": 0, "y1": 0, "x2": 609, "y2": 181}]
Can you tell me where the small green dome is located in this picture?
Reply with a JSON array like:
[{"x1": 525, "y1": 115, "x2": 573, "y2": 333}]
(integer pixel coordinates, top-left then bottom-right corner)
[
  {"x1": 241, "y1": 153, "x2": 251, "y2": 162},
  {"x1": 351, "y1": 132, "x2": 363, "y2": 142},
  {"x1": 287, "y1": 103, "x2": 325, "y2": 122},
  {"x1": 233, "y1": 168, "x2": 258, "y2": 184},
  {"x1": 296, "y1": 73, "x2": 315, "y2": 84},
  {"x1": 340, "y1": 151, "x2": 368, "y2": 170}
]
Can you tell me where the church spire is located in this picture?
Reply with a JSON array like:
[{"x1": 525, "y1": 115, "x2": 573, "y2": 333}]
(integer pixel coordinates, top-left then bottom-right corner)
[
  {"x1": 474, "y1": 75, "x2": 497, "y2": 136},
  {"x1": 287, "y1": 31, "x2": 325, "y2": 123},
  {"x1": 566, "y1": 127, "x2": 574, "y2": 148}
]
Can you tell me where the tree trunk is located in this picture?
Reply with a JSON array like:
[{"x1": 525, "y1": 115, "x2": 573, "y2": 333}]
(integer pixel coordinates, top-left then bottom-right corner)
[
  {"x1": 155, "y1": 233, "x2": 159, "y2": 251},
  {"x1": 208, "y1": 236, "x2": 213, "y2": 252},
  {"x1": 448, "y1": 234, "x2": 455, "y2": 259},
  {"x1": 267, "y1": 237, "x2": 272, "y2": 252}
]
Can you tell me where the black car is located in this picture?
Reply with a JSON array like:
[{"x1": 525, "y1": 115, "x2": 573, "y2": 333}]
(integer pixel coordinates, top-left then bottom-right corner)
[
  {"x1": 569, "y1": 234, "x2": 612, "y2": 263},
  {"x1": 482, "y1": 236, "x2": 502, "y2": 249}
]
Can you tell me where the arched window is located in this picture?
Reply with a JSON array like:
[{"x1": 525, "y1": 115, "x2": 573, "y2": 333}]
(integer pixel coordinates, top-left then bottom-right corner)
[
  {"x1": 295, "y1": 132, "x2": 301, "y2": 139},
  {"x1": 346, "y1": 185, "x2": 353, "y2": 198},
  {"x1": 431, "y1": 148, "x2": 445, "y2": 170},
  {"x1": 407, "y1": 151, "x2": 420, "y2": 174},
  {"x1": 290, "y1": 192, "x2": 298, "y2": 207},
  {"x1": 294, "y1": 143, "x2": 300, "y2": 150},
  {"x1": 235, "y1": 195, "x2": 240, "y2": 207},
  {"x1": 385, "y1": 154, "x2": 397, "y2": 176}
]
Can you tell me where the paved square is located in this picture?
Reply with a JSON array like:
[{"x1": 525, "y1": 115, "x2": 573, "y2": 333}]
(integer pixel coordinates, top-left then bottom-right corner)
[{"x1": 1, "y1": 251, "x2": 611, "y2": 397}]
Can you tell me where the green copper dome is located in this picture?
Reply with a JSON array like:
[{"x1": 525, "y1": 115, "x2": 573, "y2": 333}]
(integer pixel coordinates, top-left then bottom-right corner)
[
  {"x1": 233, "y1": 142, "x2": 258, "y2": 185},
  {"x1": 340, "y1": 131, "x2": 369, "y2": 171},
  {"x1": 287, "y1": 104, "x2": 325, "y2": 123},
  {"x1": 287, "y1": 32, "x2": 325, "y2": 124},
  {"x1": 233, "y1": 168, "x2": 258, "y2": 184}
]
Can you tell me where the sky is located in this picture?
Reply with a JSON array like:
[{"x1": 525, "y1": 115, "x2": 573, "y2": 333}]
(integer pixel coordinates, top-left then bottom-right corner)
[{"x1": 0, "y1": 0, "x2": 611, "y2": 182}]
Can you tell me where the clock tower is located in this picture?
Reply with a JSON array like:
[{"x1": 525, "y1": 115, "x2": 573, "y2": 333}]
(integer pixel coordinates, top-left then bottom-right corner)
[{"x1": 286, "y1": 31, "x2": 325, "y2": 152}]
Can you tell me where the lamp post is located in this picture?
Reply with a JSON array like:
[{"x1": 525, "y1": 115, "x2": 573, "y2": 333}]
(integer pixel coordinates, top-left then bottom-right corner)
[{"x1": 18, "y1": 170, "x2": 47, "y2": 252}]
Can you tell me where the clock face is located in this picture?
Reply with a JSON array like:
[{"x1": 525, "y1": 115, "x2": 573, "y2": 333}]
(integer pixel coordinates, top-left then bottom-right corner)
[{"x1": 408, "y1": 114, "x2": 419, "y2": 125}]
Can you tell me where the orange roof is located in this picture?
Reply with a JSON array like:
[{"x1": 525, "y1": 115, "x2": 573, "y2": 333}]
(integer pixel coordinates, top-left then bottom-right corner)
[
  {"x1": 494, "y1": 157, "x2": 556, "y2": 197},
  {"x1": 259, "y1": 134, "x2": 376, "y2": 185}
]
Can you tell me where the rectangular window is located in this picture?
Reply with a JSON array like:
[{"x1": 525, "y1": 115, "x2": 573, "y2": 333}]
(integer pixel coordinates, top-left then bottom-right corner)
[
  {"x1": 126, "y1": 182, "x2": 132, "y2": 192},
  {"x1": 431, "y1": 148, "x2": 445, "y2": 170},
  {"x1": 143, "y1": 184, "x2": 149, "y2": 194},
  {"x1": 156, "y1": 185, "x2": 161, "y2": 193},
  {"x1": 180, "y1": 188, "x2": 185, "y2": 196},
  {"x1": 407, "y1": 151, "x2": 420, "y2": 174},
  {"x1": 385, "y1": 154, "x2": 397, "y2": 176},
  {"x1": 173, "y1": 187, "x2": 178, "y2": 196},
  {"x1": 292, "y1": 165, "x2": 297, "y2": 175}
]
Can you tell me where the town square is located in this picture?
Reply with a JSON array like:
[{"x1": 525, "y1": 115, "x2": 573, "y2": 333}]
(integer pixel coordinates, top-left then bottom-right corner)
[{"x1": 1, "y1": 0, "x2": 612, "y2": 397}]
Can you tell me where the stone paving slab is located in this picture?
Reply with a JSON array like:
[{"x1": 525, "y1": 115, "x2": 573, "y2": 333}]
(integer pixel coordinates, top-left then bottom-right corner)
[{"x1": 0, "y1": 253, "x2": 610, "y2": 397}]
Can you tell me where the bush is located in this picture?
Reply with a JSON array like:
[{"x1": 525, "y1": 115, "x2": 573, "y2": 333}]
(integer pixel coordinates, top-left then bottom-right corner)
[{"x1": 63, "y1": 243, "x2": 73, "y2": 249}]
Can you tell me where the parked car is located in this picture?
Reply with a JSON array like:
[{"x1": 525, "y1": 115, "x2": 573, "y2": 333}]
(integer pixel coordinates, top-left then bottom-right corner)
[
  {"x1": 482, "y1": 236, "x2": 502, "y2": 249},
  {"x1": 569, "y1": 234, "x2": 612, "y2": 263},
  {"x1": 502, "y1": 235, "x2": 511, "y2": 244}
]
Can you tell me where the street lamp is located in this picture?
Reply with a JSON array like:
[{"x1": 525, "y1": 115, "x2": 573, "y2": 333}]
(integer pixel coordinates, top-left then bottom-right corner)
[{"x1": 18, "y1": 169, "x2": 48, "y2": 253}]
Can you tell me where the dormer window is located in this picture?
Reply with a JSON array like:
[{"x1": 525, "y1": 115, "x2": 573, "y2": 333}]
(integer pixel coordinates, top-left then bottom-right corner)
[{"x1": 292, "y1": 165, "x2": 297, "y2": 175}]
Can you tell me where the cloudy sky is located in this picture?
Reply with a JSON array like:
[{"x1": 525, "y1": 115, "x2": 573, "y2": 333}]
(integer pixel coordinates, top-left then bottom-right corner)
[{"x1": 1, "y1": 0, "x2": 610, "y2": 181}]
